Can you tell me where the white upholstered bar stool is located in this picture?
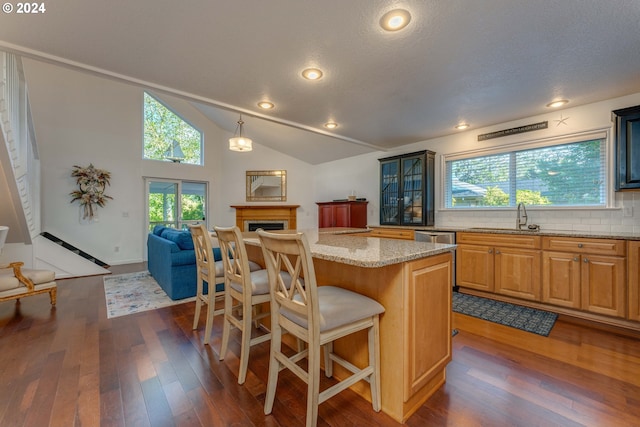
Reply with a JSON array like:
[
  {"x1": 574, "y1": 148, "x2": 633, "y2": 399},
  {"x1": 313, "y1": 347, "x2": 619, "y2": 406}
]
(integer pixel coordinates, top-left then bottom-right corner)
[
  {"x1": 215, "y1": 225, "x2": 289, "y2": 385},
  {"x1": 257, "y1": 229, "x2": 385, "y2": 427}
]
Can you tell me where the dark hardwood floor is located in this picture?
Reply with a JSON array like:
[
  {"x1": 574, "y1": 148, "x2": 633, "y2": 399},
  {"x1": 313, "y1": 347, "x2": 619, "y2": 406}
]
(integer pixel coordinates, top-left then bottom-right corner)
[{"x1": 1, "y1": 262, "x2": 639, "y2": 426}]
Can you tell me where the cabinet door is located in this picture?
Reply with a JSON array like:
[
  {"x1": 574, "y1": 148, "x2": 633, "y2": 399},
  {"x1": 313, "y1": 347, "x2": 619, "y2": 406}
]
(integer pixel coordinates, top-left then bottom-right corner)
[
  {"x1": 456, "y1": 244, "x2": 494, "y2": 292},
  {"x1": 581, "y1": 254, "x2": 626, "y2": 318},
  {"x1": 542, "y1": 251, "x2": 581, "y2": 308},
  {"x1": 629, "y1": 241, "x2": 640, "y2": 321},
  {"x1": 333, "y1": 204, "x2": 351, "y2": 227},
  {"x1": 318, "y1": 205, "x2": 334, "y2": 228},
  {"x1": 614, "y1": 105, "x2": 640, "y2": 190},
  {"x1": 494, "y1": 247, "x2": 541, "y2": 301},
  {"x1": 380, "y1": 159, "x2": 400, "y2": 224}
]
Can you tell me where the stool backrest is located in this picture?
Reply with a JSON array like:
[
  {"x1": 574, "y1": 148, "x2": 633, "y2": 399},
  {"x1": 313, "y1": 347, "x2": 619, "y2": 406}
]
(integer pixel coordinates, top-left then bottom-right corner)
[
  {"x1": 257, "y1": 230, "x2": 319, "y2": 331},
  {"x1": 214, "y1": 226, "x2": 252, "y2": 296}
]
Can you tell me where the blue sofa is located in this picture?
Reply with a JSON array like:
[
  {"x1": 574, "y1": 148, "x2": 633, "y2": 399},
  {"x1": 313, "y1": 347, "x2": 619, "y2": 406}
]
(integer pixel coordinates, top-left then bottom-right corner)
[{"x1": 147, "y1": 226, "x2": 223, "y2": 300}]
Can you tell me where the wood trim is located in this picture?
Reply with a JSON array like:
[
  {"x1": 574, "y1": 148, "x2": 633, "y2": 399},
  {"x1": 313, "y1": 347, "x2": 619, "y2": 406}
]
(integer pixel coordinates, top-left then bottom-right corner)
[{"x1": 230, "y1": 205, "x2": 299, "y2": 231}]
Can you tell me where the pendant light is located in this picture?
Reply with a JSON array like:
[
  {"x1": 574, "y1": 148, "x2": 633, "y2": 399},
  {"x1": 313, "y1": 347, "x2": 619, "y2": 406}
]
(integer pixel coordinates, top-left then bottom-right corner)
[{"x1": 229, "y1": 114, "x2": 253, "y2": 152}]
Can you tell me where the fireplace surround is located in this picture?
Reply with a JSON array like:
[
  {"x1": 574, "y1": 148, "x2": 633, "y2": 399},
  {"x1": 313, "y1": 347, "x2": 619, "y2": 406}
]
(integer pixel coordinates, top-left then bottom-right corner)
[{"x1": 231, "y1": 205, "x2": 299, "y2": 232}]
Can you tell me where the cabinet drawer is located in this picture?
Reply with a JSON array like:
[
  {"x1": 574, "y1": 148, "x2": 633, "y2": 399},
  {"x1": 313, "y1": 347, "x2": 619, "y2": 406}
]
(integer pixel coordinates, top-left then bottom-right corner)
[
  {"x1": 542, "y1": 237, "x2": 626, "y2": 256},
  {"x1": 457, "y1": 232, "x2": 541, "y2": 249},
  {"x1": 368, "y1": 228, "x2": 415, "y2": 240}
]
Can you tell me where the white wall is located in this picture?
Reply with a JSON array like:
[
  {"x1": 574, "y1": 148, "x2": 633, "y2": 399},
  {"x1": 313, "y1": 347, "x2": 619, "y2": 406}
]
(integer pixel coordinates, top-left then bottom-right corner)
[
  {"x1": 22, "y1": 59, "x2": 229, "y2": 264},
  {"x1": 316, "y1": 93, "x2": 640, "y2": 234}
]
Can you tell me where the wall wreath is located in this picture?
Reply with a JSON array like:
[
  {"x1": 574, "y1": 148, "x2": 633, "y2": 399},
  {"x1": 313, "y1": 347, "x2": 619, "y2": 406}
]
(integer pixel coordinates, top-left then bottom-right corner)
[{"x1": 70, "y1": 164, "x2": 113, "y2": 220}]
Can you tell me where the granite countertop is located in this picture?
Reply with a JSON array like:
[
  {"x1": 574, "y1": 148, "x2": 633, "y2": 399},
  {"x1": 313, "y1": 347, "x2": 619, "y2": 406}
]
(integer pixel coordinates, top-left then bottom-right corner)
[
  {"x1": 243, "y1": 228, "x2": 456, "y2": 268},
  {"x1": 367, "y1": 225, "x2": 640, "y2": 241}
]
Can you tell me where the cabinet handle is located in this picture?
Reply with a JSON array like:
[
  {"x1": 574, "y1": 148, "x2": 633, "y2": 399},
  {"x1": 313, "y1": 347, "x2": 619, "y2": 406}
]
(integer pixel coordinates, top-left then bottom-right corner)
[
  {"x1": 488, "y1": 249, "x2": 493, "y2": 254},
  {"x1": 583, "y1": 258, "x2": 589, "y2": 263},
  {"x1": 578, "y1": 243, "x2": 583, "y2": 248},
  {"x1": 495, "y1": 250, "x2": 501, "y2": 254},
  {"x1": 573, "y1": 257, "x2": 579, "y2": 262}
]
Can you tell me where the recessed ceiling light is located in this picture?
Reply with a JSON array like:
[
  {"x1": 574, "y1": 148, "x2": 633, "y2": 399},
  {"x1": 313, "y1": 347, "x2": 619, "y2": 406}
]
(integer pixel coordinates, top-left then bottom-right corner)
[
  {"x1": 324, "y1": 122, "x2": 338, "y2": 129},
  {"x1": 455, "y1": 123, "x2": 470, "y2": 130},
  {"x1": 257, "y1": 101, "x2": 274, "y2": 109},
  {"x1": 380, "y1": 9, "x2": 412, "y2": 31},
  {"x1": 546, "y1": 99, "x2": 569, "y2": 108},
  {"x1": 302, "y1": 68, "x2": 323, "y2": 80}
]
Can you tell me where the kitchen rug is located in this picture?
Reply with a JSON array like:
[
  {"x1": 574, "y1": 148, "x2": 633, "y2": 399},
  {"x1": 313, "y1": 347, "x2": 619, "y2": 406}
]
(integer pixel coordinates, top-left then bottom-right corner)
[
  {"x1": 453, "y1": 292, "x2": 557, "y2": 336},
  {"x1": 103, "y1": 271, "x2": 195, "y2": 319}
]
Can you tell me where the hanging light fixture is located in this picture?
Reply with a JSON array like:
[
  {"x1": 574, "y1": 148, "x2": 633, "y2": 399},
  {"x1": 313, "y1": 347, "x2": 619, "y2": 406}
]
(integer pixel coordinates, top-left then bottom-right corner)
[{"x1": 229, "y1": 114, "x2": 253, "y2": 152}]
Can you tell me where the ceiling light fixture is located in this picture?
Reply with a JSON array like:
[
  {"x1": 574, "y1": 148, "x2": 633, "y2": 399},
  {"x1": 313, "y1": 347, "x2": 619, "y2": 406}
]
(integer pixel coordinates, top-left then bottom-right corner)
[
  {"x1": 546, "y1": 99, "x2": 569, "y2": 108},
  {"x1": 455, "y1": 123, "x2": 469, "y2": 130},
  {"x1": 302, "y1": 68, "x2": 323, "y2": 80},
  {"x1": 380, "y1": 9, "x2": 412, "y2": 31},
  {"x1": 257, "y1": 101, "x2": 274, "y2": 110},
  {"x1": 324, "y1": 121, "x2": 338, "y2": 129},
  {"x1": 228, "y1": 114, "x2": 253, "y2": 152}
]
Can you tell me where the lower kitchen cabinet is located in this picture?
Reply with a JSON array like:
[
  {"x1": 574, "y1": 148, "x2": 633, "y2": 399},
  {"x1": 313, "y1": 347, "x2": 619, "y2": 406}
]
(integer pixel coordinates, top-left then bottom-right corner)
[
  {"x1": 456, "y1": 233, "x2": 541, "y2": 300},
  {"x1": 367, "y1": 227, "x2": 415, "y2": 240},
  {"x1": 542, "y1": 237, "x2": 626, "y2": 318},
  {"x1": 627, "y1": 241, "x2": 640, "y2": 321}
]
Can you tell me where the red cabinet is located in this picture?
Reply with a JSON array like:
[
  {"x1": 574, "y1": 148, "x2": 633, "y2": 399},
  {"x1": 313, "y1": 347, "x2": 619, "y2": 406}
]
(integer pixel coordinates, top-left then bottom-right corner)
[{"x1": 317, "y1": 201, "x2": 368, "y2": 228}]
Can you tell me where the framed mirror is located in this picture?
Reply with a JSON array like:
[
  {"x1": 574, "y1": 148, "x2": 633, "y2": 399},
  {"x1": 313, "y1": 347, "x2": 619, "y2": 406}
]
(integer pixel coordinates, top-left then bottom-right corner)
[{"x1": 246, "y1": 170, "x2": 287, "y2": 201}]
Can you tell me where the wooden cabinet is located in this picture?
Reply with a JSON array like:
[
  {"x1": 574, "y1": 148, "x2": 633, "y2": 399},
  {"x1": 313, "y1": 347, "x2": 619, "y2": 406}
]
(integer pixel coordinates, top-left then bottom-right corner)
[
  {"x1": 613, "y1": 105, "x2": 640, "y2": 190},
  {"x1": 457, "y1": 233, "x2": 541, "y2": 301},
  {"x1": 379, "y1": 150, "x2": 435, "y2": 226},
  {"x1": 629, "y1": 241, "x2": 640, "y2": 321},
  {"x1": 367, "y1": 227, "x2": 415, "y2": 240},
  {"x1": 317, "y1": 201, "x2": 368, "y2": 228},
  {"x1": 542, "y1": 237, "x2": 626, "y2": 318}
]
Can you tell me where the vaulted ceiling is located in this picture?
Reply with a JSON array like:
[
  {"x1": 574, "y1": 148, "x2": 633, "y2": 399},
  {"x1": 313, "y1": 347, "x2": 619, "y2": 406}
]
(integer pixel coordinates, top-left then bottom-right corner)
[{"x1": 2, "y1": 1, "x2": 640, "y2": 164}]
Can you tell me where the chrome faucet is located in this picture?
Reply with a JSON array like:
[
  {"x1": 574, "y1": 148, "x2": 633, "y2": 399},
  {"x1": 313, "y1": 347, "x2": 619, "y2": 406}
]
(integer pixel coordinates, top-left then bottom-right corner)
[{"x1": 516, "y1": 202, "x2": 528, "y2": 230}]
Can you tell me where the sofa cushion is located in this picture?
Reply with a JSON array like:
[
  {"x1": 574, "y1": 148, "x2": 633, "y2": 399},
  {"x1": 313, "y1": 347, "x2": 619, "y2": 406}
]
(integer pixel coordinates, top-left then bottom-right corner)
[
  {"x1": 160, "y1": 229, "x2": 194, "y2": 250},
  {"x1": 153, "y1": 225, "x2": 166, "y2": 236}
]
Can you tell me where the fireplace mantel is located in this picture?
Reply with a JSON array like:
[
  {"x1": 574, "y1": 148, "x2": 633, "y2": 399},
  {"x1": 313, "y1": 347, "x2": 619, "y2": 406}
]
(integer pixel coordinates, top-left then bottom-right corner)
[{"x1": 231, "y1": 205, "x2": 300, "y2": 231}]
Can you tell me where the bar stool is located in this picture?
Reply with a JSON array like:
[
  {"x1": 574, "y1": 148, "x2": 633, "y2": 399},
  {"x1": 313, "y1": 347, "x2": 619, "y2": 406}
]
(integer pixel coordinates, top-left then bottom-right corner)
[
  {"x1": 258, "y1": 229, "x2": 385, "y2": 427},
  {"x1": 189, "y1": 224, "x2": 261, "y2": 345},
  {"x1": 215, "y1": 225, "x2": 293, "y2": 385}
]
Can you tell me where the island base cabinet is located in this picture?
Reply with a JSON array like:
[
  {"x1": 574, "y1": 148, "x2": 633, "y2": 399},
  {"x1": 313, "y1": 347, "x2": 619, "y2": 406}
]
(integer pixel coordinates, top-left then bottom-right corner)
[
  {"x1": 629, "y1": 241, "x2": 640, "y2": 321},
  {"x1": 312, "y1": 252, "x2": 453, "y2": 423}
]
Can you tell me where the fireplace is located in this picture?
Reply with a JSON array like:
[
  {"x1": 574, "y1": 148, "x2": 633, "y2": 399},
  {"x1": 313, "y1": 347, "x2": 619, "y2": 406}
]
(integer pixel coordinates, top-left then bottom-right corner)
[
  {"x1": 231, "y1": 205, "x2": 299, "y2": 232},
  {"x1": 246, "y1": 221, "x2": 286, "y2": 231}
]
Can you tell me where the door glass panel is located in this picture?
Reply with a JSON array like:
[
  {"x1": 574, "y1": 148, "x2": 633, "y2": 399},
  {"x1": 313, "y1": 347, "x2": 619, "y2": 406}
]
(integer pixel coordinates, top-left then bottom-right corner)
[
  {"x1": 180, "y1": 181, "x2": 206, "y2": 229},
  {"x1": 380, "y1": 160, "x2": 399, "y2": 224},
  {"x1": 148, "y1": 180, "x2": 178, "y2": 231},
  {"x1": 402, "y1": 157, "x2": 423, "y2": 224}
]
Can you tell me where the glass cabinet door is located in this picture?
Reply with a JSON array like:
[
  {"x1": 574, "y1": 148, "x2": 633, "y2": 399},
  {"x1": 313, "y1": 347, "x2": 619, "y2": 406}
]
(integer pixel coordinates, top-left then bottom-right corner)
[
  {"x1": 379, "y1": 150, "x2": 434, "y2": 226},
  {"x1": 380, "y1": 159, "x2": 399, "y2": 224}
]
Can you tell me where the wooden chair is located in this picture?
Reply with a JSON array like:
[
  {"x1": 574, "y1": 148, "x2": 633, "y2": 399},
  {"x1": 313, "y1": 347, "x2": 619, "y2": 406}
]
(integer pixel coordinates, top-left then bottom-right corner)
[
  {"x1": 257, "y1": 229, "x2": 385, "y2": 427},
  {"x1": 215, "y1": 225, "x2": 288, "y2": 385},
  {"x1": 189, "y1": 224, "x2": 231, "y2": 345},
  {"x1": 0, "y1": 262, "x2": 57, "y2": 306}
]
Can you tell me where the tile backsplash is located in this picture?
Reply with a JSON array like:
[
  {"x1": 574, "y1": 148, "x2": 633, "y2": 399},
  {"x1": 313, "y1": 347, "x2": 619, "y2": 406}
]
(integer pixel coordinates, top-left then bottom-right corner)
[{"x1": 437, "y1": 191, "x2": 640, "y2": 233}]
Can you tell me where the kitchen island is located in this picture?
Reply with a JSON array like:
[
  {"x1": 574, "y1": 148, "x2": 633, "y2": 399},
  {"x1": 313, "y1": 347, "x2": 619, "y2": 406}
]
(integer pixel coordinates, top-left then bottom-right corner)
[{"x1": 243, "y1": 228, "x2": 456, "y2": 423}]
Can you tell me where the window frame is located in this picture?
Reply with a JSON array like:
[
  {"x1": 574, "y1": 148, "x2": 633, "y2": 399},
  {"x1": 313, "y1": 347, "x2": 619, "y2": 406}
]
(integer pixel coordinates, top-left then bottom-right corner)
[
  {"x1": 440, "y1": 129, "x2": 614, "y2": 211},
  {"x1": 142, "y1": 91, "x2": 204, "y2": 165}
]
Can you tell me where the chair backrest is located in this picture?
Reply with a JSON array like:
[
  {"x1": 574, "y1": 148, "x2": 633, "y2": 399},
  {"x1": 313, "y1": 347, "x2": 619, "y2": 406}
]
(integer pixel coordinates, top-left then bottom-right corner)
[
  {"x1": 214, "y1": 226, "x2": 253, "y2": 296},
  {"x1": 257, "y1": 230, "x2": 319, "y2": 331},
  {"x1": 189, "y1": 224, "x2": 215, "y2": 280}
]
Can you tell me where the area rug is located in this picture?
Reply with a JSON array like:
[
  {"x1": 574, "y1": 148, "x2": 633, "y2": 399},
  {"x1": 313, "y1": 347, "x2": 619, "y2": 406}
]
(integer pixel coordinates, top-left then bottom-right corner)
[
  {"x1": 103, "y1": 271, "x2": 195, "y2": 319},
  {"x1": 453, "y1": 292, "x2": 557, "y2": 336}
]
